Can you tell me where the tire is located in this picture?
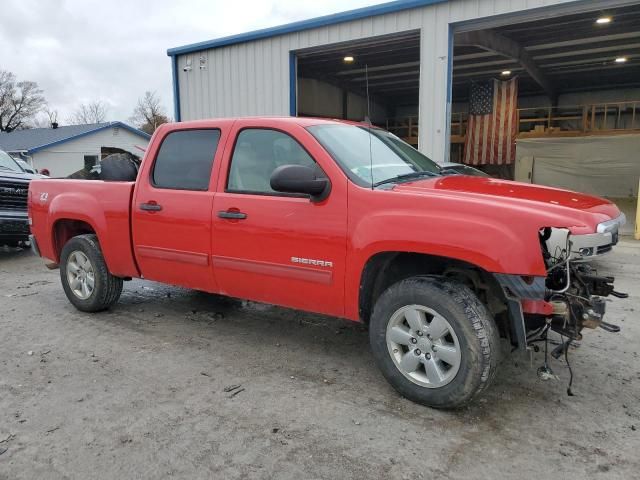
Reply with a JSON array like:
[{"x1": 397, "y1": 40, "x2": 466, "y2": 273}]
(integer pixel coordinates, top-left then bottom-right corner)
[
  {"x1": 99, "y1": 153, "x2": 140, "y2": 181},
  {"x1": 369, "y1": 276, "x2": 500, "y2": 409},
  {"x1": 60, "y1": 234, "x2": 123, "y2": 312}
]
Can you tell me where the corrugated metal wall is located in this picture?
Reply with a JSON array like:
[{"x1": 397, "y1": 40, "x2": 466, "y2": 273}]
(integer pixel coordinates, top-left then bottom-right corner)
[{"x1": 174, "y1": 0, "x2": 598, "y2": 162}]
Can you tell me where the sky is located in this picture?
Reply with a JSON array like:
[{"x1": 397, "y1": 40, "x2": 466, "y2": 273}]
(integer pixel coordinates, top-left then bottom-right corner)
[{"x1": 0, "y1": 0, "x2": 379, "y2": 126}]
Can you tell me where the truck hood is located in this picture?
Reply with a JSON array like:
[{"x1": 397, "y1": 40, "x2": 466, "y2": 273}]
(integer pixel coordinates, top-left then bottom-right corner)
[
  {"x1": 0, "y1": 170, "x2": 43, "y2": 181},
  {"x1": 392, "y1": 176, "x2": 621, "y2": 230}
]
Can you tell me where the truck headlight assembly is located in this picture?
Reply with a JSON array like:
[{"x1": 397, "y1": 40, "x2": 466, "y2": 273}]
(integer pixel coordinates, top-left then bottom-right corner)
[{"x1": 596, "y1": 213, "x2": 626, "y2": 234}]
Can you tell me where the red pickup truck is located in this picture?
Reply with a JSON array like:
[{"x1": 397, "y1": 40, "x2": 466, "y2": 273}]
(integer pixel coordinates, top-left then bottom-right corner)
[{"x1": 28, "y1": 117, "x2": 626, "y2": 408}]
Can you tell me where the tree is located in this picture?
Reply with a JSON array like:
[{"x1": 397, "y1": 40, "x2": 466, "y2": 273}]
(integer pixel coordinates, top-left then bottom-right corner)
[
  {"x1": 69, "y1": 100, "x2": 108, "y2": 124},
  {"x1": 129, "y1": 91, "x2": 169, "y2": 134},
  {"x1": 0, "y1": 69, "x2": 47, "y2": 132},
  {"x1": 32, "y1": 107, "x2": 59, "y2": 128}
]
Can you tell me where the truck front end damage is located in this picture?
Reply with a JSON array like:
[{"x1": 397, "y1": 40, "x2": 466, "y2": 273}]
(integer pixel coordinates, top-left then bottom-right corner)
[
  {"x1": 538, "y1": 215, "x2": 627, "y2": 334},
  {"x1": 496, "y1": 214, "x2": 627, "y2": 389}
]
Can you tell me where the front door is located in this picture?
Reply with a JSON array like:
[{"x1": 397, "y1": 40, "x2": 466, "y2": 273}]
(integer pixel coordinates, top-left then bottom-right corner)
[
  {"x1": 212, "y1": 122, "x2": 348, "y2": 317},
  {"x1": 132, "y1": 128, "x2": 224, "y2": 291}
]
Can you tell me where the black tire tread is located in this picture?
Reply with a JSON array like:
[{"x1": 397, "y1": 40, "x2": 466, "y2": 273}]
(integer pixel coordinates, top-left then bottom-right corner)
[
  {"x1": 369, "y1": 276, "x2": 500, "y2": 409},
  {"x1": 60, "y1": 234, "x2": 123, "y2": 312},
  {"x1": 436, "y1": 278, "x2": 500, "y2": 395}
]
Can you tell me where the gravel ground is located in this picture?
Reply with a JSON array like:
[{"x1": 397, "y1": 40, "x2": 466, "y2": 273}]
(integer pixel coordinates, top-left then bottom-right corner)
[{"x1": 1, "y1": 240, "x2": 639, "y2": 480}]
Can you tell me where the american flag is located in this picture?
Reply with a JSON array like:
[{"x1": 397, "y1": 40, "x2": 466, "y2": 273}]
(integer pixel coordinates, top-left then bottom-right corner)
[{"x1": 463, "y1": 77, "x2": 518, "y2": 166}]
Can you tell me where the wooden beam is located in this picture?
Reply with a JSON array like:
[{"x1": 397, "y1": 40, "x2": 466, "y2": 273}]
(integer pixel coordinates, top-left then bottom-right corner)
[{"x1": 457, "y1": 29, "x2": 555, "y2": 100}]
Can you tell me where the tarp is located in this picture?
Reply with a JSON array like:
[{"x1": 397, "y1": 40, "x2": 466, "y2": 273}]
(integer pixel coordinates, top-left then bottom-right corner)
[{"x1": 515, "y1": 134, "x2": 640, "y2": 198}]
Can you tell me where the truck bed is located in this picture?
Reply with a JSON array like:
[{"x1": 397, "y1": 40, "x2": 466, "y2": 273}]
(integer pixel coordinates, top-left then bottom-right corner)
[{"x1": 28, "y1": 179, "x2": 139, "y2": 277}]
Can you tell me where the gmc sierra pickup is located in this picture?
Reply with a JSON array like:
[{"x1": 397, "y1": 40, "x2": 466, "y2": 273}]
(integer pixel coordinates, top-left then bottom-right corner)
[{"x1": 28, "y1": 117, "x2": 626, "y2": 408}]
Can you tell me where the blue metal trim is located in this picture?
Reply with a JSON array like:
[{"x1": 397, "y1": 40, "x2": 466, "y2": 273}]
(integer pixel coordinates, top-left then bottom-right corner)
[
  {"x1": 166, "y1": 0, "x2": 448, "y2": 56},
  {"x1": 116, "y1": 122, "x2": 152, "y2": 140},
  {"x1": 446, "y1": 25, "x2": 453, "y2": 105},
  {"x1": 171, "y1": 55, "x2": 181, "y2": 122},
  {"x1": 289, "y1": 52, "x2": 297, "y2": 117},
  {"x1": 443, "y1": 23, "x2": 454, "y2": 162},
  {"x1": 27, "y1": 122, "x2": 151, "y2": 154}
]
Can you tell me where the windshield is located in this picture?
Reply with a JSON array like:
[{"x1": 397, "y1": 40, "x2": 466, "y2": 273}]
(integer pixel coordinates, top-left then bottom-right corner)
[
  {"x1": 0, "y1": 150, "x2": 22, "y2": 172},
  {"x1": 307, "y1": 124, "x2": 441, "y2": 187}
]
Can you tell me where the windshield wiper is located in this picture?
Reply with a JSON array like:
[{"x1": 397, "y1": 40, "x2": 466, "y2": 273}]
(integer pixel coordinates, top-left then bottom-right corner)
[
  {"x1": 373, "y1": 171, "x2": 439, "y2": 188},
  {"x1": 0, "y1": 165, "x2": 17, "y2": 171}
]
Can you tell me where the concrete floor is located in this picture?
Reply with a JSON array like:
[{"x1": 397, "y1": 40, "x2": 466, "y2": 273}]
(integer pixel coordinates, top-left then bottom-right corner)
[{"x1": 1, "y1": 240, "x2": 639, "y2": 480}]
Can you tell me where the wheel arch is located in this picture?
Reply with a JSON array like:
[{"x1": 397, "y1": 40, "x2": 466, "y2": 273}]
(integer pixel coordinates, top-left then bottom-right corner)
[
  {"x1": 52, "y1": 218, "x2": 97, "y2": 262},
  {"x1": 44, "y1": 191, "x2": 138, "y2": 278},
  {"x1": 358, "y1": 251, "x2": 508, "y2": 328}
]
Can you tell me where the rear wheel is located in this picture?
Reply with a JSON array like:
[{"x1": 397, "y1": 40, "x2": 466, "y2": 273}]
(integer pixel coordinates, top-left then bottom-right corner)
[
  {"x1": 369, "y1": 276, "x2": 500, "y2": 408},
  {"x1": 60, "y1": 234, "x2": 123, "y2": 312}
]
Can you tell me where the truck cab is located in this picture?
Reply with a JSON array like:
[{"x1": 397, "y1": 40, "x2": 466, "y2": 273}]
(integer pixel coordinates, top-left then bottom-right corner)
[{"x1": 28, "y1": 118, "x2": 626, "y2": 408}]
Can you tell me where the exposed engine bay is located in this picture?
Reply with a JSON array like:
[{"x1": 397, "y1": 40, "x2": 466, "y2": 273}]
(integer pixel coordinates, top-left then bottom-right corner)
[
  {"x1": 526, "y1": 224, "x2": 628, "y2": 394},
  {"x1": 540, "y1": 226, "x2": 627, "y2": 336}
]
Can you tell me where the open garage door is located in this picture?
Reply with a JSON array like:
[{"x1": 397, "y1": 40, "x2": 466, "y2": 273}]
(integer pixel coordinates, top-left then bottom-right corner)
[
  {"x1": 450, "y1": 4, "x2": 640, "y2": 232},
  {"x1": 294, "y1": 31, "x2": 420, "y2": 147}
]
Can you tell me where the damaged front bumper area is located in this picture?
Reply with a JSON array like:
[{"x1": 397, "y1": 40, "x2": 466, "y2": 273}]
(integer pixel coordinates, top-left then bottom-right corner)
[
  {"x1": 560, "y1": 213, "x2": 625, "y2": 259},
  {"x1": 496, "y1": 217, "x2": 628, "y2": 350}
]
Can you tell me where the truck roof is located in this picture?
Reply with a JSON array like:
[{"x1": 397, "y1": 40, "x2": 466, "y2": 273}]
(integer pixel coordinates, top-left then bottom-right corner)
[{"x1": 167, "y1": 116, "x2": 369, "y2": 129}]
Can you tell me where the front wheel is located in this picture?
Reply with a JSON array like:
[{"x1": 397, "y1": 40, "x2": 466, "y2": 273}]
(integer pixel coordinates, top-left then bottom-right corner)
[
  {"x1": 369, "y1": 277, "x2": 500, "y2": 409},
  {"x1": 60, "y1": 234, "x2": 123, "y2": 312}
]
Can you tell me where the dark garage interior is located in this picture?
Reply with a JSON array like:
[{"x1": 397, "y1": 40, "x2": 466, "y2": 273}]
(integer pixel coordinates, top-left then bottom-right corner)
[{"x1": 295, "y1": 30, "x2": 421, "y2": 145}]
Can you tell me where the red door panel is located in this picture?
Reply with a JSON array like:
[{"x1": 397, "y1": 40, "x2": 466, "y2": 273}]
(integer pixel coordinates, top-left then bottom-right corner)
[
  {"x1": 133, "y1": 189, "x2": 216, "y2": 290},
  {"x1": 211, "y1": 121, "x2": 348, "y2": 317},
  {"x1": 132, "y1": 125, "x2": 232, "y2": 291},
  {"x1": 212, "y1": 192, "x2": 346, "y2": 316}
]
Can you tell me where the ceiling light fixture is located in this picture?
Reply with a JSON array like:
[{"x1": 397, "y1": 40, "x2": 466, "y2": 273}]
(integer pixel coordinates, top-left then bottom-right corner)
[
  {"x1": 501, "y1": 70, "x2": 512, "y2": 76},
  {"x1": 343, "y1": 56, "x2": 355, "y2": 63},
  {"x1": 615, "y1": 56, "x2": 628, "y2": 63},
  {"x1": 596, "y1": 16, "x2": 612, "y2": 24}
]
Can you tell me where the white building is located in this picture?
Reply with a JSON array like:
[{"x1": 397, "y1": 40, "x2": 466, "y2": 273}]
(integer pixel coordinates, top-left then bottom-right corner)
[{"x1": 0, "y1": 122, "x2": 150, "y2": 177}]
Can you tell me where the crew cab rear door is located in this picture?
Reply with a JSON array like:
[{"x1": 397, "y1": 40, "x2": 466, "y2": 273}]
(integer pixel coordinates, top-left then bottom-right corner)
[
  {"x1": 211, "y1": 120, "x2": 348, "y2": 317},
  {"x1": 132, "y1": 124, "x2": 230, "y2": 291}
]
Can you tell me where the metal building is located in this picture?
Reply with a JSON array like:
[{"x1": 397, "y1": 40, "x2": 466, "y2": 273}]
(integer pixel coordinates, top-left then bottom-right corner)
[{"x1": 167, "y1": 0, "x2": 640, "y2": 164}]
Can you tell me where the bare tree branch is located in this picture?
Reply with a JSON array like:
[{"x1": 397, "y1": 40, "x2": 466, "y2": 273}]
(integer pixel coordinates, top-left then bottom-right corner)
[
  {"x1": 0, "y1": 70, "x2": 47, "y2": 132},
  {"x1": 32, "y1": 107, "x2": 59, "y2": 128},
  {"x1": 129, "y1": 91, "x2": 169, "y2": 134},
  {"x1": 68, "y1": 100, "x2": 108, "y2": 124}
]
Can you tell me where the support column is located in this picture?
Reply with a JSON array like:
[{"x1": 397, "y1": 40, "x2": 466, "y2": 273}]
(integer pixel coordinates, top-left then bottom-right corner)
[{"x1": 418, "y1": 16, "x2": 451, "y2": 164}]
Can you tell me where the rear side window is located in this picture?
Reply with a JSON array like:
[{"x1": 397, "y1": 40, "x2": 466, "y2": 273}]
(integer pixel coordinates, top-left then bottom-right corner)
[{"x1": 152, "y1": 129, "x2": 221, "y2": 190}]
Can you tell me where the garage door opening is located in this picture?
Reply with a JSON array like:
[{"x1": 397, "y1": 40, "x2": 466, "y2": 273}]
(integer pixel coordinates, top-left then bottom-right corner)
[
  {"x1": 295, "y1": 30, "x2": 420, "y2": 146},
  {"x1": 450, "y1": 4, "x2": 640, "y2": 232}
]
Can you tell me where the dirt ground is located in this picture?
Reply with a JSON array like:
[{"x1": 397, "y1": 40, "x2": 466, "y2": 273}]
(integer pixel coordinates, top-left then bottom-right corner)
[{"x1": 1, "y1": 240, "x2": 639, "y2": 480}]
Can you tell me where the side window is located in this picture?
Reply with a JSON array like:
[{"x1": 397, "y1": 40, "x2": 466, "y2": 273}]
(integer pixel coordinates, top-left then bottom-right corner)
[
  {"x1": 227, "y1": 129, "x2": 318, "y2": 194},
  {"x1": 152, "y1": 129, "x2": 221, "y2": 190}
]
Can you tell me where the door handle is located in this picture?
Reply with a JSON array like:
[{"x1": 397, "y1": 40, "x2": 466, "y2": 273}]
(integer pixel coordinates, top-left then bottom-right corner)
[
  {"x1": 140, "y1": 202, "x2": 162, "y2": 212},
  {"x1": 217, "y1": 210, "x2": 247, "y2": 220}
]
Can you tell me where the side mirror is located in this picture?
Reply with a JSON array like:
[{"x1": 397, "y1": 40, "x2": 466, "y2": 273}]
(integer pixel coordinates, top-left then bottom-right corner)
[{"x1": 270, "y1": 164, "x2": 330, "y2": 202}]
